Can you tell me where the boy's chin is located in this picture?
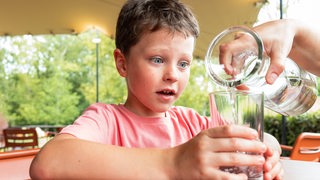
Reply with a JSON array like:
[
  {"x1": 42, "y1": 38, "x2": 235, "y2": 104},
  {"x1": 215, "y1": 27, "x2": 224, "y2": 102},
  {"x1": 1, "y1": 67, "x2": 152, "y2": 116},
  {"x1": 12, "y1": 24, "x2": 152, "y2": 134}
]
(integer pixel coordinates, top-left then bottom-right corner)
[{"x1": 154, "y1": 104, "x2": 174, "y2": 112}]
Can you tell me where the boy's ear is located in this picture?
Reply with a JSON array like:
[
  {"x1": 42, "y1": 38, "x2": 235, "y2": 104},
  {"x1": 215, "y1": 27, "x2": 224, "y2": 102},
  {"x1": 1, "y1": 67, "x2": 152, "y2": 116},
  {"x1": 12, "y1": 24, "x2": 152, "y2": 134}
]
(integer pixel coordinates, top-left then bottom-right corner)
[{"x1": 114, "y1": 49, "x2": 127, "y2": 77}]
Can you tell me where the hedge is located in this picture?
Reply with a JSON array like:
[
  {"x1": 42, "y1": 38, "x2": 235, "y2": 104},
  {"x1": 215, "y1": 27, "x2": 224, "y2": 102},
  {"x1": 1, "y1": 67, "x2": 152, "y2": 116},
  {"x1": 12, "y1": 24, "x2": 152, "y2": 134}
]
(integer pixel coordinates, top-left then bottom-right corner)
[{"x1": 264, "y1": 111, "x2": 320, "y2": 149}]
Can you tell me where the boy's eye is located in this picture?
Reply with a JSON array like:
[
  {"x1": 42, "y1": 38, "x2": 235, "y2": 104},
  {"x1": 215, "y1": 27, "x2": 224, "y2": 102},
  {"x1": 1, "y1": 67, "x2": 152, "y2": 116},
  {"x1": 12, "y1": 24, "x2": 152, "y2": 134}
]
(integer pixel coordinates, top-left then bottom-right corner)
[
  {"x1": 178, "y1": 61, "x2": 190, "y2": 69},
  {"x1": 151, "y1": 57, "x2": 163, "y2": 64}
]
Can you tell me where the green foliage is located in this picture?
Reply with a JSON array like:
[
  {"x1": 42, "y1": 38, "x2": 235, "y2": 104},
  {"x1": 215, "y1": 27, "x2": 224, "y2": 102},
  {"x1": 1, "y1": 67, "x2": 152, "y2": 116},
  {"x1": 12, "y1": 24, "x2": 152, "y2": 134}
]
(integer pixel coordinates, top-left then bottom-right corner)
[
  {"x1": 0, "y1": 30, "x2": 125, "y2": 126},
  {"x1": 264, "y1": 114, "x2": 283, "y2": 143},
  {"x1": 265, "y1": 112, "x2": 320, "y2": 146},
  {"x1": 317, "y1": 78, "x2": 320, "y2": 95}
]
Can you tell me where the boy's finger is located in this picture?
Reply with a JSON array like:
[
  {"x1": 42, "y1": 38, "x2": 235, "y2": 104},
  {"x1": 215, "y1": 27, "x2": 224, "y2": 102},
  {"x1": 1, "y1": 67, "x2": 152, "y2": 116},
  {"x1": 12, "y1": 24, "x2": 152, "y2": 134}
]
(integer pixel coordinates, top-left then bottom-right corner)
[{"x1": 206, "y1": 125, "x2": 258, "y2": 139}]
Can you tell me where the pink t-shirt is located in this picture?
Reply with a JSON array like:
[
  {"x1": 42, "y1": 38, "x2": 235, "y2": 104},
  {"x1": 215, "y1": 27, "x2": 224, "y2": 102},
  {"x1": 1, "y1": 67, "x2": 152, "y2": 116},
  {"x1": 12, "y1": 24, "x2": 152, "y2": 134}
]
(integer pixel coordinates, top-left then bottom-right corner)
[{"x1": 60, "y1": 103, "x2": 224, "y2": 148}]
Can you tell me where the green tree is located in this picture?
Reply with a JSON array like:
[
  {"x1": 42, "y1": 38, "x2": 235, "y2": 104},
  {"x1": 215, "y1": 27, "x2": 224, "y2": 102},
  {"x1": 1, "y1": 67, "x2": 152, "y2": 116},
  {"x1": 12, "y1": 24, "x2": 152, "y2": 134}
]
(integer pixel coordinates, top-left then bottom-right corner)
[
  {"x1": 0, "y1": 30, "x2": 129, "y2": 126},
  {"x1": 0, "y1": 35, "x2": 84, "y2": 125}
]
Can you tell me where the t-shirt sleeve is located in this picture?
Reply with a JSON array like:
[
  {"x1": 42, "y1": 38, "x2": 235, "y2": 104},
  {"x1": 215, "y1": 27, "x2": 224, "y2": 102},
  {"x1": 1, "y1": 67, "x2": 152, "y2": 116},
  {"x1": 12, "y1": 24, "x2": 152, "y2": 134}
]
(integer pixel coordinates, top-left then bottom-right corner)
[
  {"x1": 209, "y1": 104, "x2": 226, "y2": 127},
  {"x1": 184, "y1": 106, "x2": 226, "y2": 128},
  {"x1": 59, "y1": 103, "x2": 108, "y2": 144},
  {"x1": 171, "y1": 106, "x2": 225, "y2": 131}
]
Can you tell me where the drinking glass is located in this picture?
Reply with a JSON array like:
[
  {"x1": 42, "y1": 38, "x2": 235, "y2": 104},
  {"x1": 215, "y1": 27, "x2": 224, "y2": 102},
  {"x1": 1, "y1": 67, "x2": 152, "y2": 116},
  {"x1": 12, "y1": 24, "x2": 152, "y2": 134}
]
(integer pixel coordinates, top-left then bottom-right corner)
[{"x1": 209, "y1": 90, "x2": 264, "y2": 180}]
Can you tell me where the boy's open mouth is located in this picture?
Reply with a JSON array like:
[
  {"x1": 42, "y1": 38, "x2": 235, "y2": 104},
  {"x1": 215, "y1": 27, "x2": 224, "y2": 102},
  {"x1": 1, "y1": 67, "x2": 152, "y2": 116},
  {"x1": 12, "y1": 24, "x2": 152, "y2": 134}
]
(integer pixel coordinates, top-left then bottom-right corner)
[{"x1": 157, "y1": 90, "x2": 175, "y2": 96}]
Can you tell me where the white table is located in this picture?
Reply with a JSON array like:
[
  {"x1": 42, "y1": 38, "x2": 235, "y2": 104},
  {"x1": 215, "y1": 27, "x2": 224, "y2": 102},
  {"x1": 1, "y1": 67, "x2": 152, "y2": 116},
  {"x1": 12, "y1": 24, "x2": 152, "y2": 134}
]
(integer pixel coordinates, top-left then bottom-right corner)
[{"x1": 281, "y1": 159, "x2": 320, "y2": 180}]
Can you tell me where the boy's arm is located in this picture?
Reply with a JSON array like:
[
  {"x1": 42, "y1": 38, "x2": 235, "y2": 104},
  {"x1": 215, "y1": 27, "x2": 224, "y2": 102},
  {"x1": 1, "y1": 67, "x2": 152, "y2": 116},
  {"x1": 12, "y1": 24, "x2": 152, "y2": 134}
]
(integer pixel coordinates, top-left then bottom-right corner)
[
  {"x1": 30, "y1": 125, "x2": 266, "y2": 179},
  {"x1": 29, "y1": 134, "x2": 173, "y2": 179}
]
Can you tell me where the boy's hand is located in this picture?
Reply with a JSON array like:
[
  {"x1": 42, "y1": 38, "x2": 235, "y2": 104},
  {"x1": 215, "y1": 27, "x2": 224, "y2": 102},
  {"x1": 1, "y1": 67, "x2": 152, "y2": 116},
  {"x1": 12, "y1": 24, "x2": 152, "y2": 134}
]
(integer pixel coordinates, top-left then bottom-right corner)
[
  {"x1": 263, "y1": 145, "x2": 284, "y2": 180},
  {"x1": 262, "y1": 133, "x2": 284, "y2": 179},
  {"x1": 170, "y1": 125, "x2": 267, "y2": 179}
]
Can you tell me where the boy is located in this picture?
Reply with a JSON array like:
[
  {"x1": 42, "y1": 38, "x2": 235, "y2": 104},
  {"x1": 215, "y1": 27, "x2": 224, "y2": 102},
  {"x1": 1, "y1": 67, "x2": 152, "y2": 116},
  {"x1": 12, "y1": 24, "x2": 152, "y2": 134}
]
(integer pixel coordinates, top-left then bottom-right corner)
[{"x1": 30, "y1": 0, "x2": 283, "y2": 179}]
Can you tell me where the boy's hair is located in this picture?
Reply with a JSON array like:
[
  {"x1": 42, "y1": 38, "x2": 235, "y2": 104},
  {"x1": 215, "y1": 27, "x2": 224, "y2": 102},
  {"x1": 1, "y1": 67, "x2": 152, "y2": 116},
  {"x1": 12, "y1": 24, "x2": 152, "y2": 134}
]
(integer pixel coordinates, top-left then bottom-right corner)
[{"x1": 115, "y1": 0, "x2": 200, "y2": 56}]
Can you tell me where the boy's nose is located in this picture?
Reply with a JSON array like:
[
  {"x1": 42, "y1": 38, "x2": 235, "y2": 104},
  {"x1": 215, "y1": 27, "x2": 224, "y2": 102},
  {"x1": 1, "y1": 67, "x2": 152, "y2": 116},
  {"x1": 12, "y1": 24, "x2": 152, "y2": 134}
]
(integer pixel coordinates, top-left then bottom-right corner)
[{"x1": 163, "y1": 66, "x2": 178, "y2": 82}]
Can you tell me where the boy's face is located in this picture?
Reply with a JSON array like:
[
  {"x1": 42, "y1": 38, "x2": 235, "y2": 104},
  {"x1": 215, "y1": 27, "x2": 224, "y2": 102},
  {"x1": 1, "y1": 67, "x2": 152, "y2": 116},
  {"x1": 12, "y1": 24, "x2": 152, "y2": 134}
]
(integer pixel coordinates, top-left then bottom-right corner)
[{"x1": 115, "y1": 28, "x2": 195, "y2": 117}]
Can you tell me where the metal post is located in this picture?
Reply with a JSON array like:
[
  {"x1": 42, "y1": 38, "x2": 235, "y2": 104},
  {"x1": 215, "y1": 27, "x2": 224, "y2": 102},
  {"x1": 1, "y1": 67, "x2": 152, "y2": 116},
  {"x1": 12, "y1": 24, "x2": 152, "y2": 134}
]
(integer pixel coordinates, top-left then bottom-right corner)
[
  {"x1": 92, "y1": 31, "x2": 101, "y2": 103},
  {"x1": 279, "y1": 0, "x2": 287, "y2": 145},
  {"x1": 96, "y1": 42, "x2": 99, "y2": 102},
  {"x1": 280, "y1": 0, "x2": 283, "y2": 19},
  {"x1": 281, "y1": 115, "x2": 287, "y2": 145}
]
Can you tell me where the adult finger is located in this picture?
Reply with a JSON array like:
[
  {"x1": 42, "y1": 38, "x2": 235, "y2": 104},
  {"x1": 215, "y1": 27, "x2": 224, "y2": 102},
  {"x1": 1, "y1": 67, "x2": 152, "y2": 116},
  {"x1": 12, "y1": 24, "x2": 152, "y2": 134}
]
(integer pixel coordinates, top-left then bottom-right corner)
[{"x1": 265, "y1": 53, "x2": 285, "y2": 84}]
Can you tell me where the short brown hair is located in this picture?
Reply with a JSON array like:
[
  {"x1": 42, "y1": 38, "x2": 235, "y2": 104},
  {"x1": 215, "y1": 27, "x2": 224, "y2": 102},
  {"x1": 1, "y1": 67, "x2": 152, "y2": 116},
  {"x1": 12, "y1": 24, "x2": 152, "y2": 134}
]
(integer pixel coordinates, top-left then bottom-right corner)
[{"x1": 115, "y1": 0, "x2": 199, "y2": 56}]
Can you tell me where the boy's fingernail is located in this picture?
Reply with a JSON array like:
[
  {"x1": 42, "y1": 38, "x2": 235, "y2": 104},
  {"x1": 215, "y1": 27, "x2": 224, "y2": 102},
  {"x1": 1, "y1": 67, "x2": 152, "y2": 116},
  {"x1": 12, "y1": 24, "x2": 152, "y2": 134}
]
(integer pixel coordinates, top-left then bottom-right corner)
[
  {"x1": 258, "y1": 156, "x2": 265, "y2": 164},
  {"x1": 266, "y1": 161, "x2": 272, "y2": 170},
  {"x1": 250, "y1": 130, "x2": 258, "y2": 138},
  {"x1": 262, "y1": 144, "x2": 267, "y2": 152}
]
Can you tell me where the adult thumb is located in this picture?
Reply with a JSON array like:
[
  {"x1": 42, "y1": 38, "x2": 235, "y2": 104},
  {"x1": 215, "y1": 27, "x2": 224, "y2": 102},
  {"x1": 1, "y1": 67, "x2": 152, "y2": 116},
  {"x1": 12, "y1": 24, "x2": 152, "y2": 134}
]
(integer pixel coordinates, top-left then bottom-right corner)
[{"x1": 265, "y1": 54, "x2": 285, "y2": 84}]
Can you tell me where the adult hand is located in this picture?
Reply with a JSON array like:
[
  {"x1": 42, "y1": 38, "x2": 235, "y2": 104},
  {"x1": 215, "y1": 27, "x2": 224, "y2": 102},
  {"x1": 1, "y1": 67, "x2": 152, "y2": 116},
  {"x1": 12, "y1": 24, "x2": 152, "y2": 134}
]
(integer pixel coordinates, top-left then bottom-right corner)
[
  {"x1": 253, "y1": 20, "x2": 295, "y2": 84},
  {"x1": 218, "y1": 20, "x2": 294, "y2": 85}
]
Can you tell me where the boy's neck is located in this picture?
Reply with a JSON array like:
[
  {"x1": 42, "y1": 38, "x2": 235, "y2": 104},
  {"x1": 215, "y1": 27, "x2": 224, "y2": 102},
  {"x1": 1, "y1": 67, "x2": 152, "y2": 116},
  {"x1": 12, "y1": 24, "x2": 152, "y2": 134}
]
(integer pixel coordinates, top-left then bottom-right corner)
[{"x1": 123, "y1": 103, "x2": 167, "y2": 118}]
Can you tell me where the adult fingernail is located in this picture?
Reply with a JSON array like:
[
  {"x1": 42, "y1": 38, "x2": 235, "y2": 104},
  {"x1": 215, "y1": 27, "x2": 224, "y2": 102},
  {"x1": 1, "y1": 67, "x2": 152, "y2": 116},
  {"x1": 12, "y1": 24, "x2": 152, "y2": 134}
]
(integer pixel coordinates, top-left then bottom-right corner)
[{"x1": 269, "y1": 73, "x2": 278, "y2": 84}]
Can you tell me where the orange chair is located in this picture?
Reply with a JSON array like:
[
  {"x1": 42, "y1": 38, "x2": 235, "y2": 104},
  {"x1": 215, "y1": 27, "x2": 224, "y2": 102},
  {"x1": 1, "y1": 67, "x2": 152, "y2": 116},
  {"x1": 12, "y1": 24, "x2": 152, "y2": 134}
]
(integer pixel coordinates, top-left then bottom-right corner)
[
  {"x1": 281, "y1": 132, "x2": 320, "y2": 162},
  {"x1": 3, "y1": 128, "x2": 38, "y2": 151}
]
